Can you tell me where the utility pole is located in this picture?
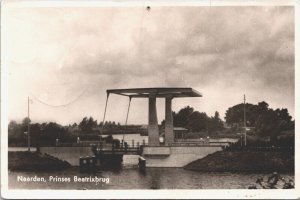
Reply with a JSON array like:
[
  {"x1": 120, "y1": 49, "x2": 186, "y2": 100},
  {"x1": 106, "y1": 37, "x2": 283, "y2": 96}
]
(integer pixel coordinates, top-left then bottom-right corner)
[
  {"x1": 27, "y1": 96, "x2": 31, "y2": 151},
  {"x1": 244, "y1": 94, "x2": 247, "y2": 146}
]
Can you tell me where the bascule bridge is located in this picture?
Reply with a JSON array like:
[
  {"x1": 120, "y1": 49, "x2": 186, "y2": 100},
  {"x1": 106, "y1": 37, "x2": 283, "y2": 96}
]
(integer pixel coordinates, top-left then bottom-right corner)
[
  {"x1": 106, "y1": 87, "x2": 202, "y2": 146},
  {"x1": 41, "y1": 87, "x2": 227, "y2": 168}
]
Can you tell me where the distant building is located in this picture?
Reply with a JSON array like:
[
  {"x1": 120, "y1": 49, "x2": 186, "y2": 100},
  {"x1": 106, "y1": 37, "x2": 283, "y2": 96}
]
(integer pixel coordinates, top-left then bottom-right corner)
[{"x1": 174, "y1": 127, "x2": 189, "y2": 140}]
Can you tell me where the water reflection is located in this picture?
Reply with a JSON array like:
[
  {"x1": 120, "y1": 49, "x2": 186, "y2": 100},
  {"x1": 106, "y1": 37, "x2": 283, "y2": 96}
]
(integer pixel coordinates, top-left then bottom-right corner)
[{"x1": 150, "y1": 169, "x2": 161, "y2": 189}]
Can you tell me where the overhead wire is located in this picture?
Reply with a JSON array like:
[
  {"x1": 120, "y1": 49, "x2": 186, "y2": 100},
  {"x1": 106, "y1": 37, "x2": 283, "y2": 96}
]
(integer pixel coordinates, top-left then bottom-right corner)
[{"x1": 30, "y1": 89, "x2": 86, "y2": 108}]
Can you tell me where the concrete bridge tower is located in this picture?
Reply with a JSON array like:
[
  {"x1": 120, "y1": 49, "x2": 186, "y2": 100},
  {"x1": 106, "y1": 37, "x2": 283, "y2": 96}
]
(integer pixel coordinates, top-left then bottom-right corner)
[{"x1": 106, "y1": 88, "x2": 202, "y2": 146}]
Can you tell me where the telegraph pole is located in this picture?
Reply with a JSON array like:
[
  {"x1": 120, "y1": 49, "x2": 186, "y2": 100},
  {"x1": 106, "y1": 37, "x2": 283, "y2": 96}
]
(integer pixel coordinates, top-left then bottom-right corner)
[
  {"x1": 27, "y1": 96, "x2": 31, "y2": 151},
  {"x1": 244, "y1": 94, "x2": 247, "y2": 146}
]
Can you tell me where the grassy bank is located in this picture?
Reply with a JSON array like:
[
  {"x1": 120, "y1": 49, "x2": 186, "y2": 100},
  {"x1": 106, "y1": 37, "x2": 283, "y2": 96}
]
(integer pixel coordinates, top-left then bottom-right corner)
[
  {"x1": 184, "y1": 151, "x2": 294, "y2": 173},
  {"x1": 8, "y1": 151, "x2": 71, "y2": 171}
]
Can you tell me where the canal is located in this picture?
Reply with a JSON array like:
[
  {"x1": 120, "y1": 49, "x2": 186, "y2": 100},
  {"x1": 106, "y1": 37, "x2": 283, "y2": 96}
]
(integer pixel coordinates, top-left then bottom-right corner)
[
  {"x1": 8, "y1": 146, "x2": 294, "y2": 190},
  {"x1": 8, "y1": 167, "x2": 294, "y2": 189}
]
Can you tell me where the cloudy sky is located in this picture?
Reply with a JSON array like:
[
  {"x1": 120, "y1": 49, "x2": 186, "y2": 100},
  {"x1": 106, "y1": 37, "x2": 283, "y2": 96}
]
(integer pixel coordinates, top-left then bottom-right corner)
[{"x1": 3, "y1": 3, "x2": 295, "y2": 125}]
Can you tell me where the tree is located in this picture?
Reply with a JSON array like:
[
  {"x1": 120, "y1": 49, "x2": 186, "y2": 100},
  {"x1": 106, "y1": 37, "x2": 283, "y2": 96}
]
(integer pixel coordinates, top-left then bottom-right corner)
[
  {"x1": 79, "y1": 117, "x2": 97, "y2": 133},
  {"x1": 72, "y1": 123, "x2": 77, "y2": 127},
  {"x1": 213, "y1": 111, "x2": 224, "y2": 130},
  {"x1": 255, "y1": 108, "x2": 294, "y2": 138},
  {"x1": 173, "y1": 106, "x2": 194, "y2": 128},
  {"x1": 187, "y1": 111, "x2": 208, "y2": 132},
  {"x1": 208, "y1": 111, "x2": 224, "y2": 132},
  {"x1": 21, "y1": 117, "x2": 31, "y2": 132},
  {"x1": 8, "y1": 120, "x2": 25, "y2": 146},
  {"x1": 8, "y1": 120, "x2": 77, "y2": 147},
  {"x1": 162, "y1": 106, "x2": 225, "y2": 133},
  {"x1": 207, "y1": 111, "x2": 224, "y2": 134},
  {"x1": 225, "y1": 101, "x2": 294, "y2": 139},
  {"x1": 255, "y1": 109, "x2": 279, "y2": 137},
  {"x1": 257, "y1": 101, "x2": 269, "y2": 114},
  {"x1": 225, "y1": 103, "x2": 258, "y2": 127},
  {"x1": 8, "y1": 120, "x2": 18, "y2": 129},
  {"x1": 29, "y1": 123, "x2": 43, "y2": 147}
]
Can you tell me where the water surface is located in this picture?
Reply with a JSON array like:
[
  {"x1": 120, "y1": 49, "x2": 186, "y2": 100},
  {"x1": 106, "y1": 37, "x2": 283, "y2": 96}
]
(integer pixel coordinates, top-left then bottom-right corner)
[{"x1": 8, "y1": 167, "x2": 294, "y2": 190}]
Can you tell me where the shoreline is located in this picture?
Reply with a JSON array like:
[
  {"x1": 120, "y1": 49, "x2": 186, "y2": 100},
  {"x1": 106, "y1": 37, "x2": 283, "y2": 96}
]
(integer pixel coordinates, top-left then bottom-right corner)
[
  {"x1": 184, "y1": 150, "x2": 294, "y2": 173},
  {"x1": 8, "y1": 149, "x2": 295, "y2": 173},
  {"x1": 8, "y1": 151, "x2": 71, "y2": 172}
]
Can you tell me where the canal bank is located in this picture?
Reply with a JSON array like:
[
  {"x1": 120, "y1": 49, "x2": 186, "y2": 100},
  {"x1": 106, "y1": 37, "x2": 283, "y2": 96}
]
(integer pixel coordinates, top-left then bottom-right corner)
[
  {"x1": 8, "y1": 151, "x2": 71, "y2": 171},
  {"x1": 9, "y1": 148, "x2": 294, "y2": 173},
  {"x1": 184, "y1": 150, "x2": 294, "y2": 173}
]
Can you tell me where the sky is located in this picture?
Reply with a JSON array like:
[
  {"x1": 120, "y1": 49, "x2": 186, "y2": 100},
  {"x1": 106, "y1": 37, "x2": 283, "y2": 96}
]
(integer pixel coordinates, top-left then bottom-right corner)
[{"x1": 3, "y1": 3, "x2": 295, "y2": 125}]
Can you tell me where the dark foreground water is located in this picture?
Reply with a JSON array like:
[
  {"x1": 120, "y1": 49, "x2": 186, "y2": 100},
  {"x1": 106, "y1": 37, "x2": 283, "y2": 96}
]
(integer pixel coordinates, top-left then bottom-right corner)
[{"x1": 8, "y1": 167, "x2": 294, "y2": 190}]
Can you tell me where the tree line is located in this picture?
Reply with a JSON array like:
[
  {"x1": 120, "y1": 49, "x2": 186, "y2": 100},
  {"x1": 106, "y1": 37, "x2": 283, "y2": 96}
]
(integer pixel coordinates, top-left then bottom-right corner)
[
  {"x1": 8, "y1": 119, "x2": 73, "y2": 147},
  {"x1": 8, "y1": 117, "x2": 143, "y2": 146},
  {"x1": 8, "y1": 101, "x2": 294, "y2": 147}
]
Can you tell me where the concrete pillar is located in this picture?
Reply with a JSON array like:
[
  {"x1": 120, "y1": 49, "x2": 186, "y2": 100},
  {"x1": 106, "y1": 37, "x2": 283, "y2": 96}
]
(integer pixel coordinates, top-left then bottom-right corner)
[
  {"x1": 165, "y1": 96, "x2": 174, "y2": 145},
  {"x1": 148, "y1": 94, "x2": 159, "y2": 146}
]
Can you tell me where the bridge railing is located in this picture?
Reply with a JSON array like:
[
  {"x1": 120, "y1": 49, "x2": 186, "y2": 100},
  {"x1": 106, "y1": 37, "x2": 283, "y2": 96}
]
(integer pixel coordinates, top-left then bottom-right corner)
[
  {"x1": 92, "y1": 143, "x2": 143, "y2": 155},
  {"x1": 56, "y1": 140, "x2": 149, "y2": 148},
  {"x1": 162, "y1": 141, "x2": 230, "y2": 147},
  {"x1": 56, "y1": 142, "x2": 102, "y2": 147},
  {"x1": 56, "y1": 141, "x2": 231, "y2": 148}
]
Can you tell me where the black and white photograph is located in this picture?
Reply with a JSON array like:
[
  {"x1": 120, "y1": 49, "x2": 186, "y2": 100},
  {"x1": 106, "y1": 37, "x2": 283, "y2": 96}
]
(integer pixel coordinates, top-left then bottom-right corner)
[{"x1": 1, "y1": 0, "x2": 299, "y2": 199}]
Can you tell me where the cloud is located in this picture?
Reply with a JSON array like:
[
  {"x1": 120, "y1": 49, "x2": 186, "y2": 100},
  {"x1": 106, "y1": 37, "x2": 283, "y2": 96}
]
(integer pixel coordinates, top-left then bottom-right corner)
[{"x1": 4, "y1": 5, "x2": 294, "y2": 124}]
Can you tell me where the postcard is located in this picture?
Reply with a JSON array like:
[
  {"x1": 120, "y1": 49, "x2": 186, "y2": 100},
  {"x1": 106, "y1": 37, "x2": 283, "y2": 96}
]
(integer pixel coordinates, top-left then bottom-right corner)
[{"x1": 1, "y1": 0, "x2": 299, "y2": 199}]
